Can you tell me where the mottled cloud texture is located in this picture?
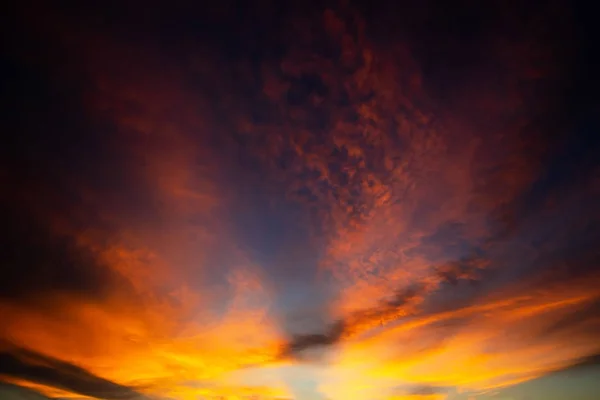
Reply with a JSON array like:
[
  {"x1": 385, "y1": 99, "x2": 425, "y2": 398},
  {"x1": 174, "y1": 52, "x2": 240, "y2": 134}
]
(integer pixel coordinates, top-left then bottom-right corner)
[{"x1": 1, "y1": 0, "x2": 599, "y2": 399}]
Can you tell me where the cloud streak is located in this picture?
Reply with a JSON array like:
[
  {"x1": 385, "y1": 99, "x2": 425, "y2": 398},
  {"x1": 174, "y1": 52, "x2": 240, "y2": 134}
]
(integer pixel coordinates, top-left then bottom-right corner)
[
  {"x1": 0, "y1": 344, "x2": 143, "y2": 400},
  {"x1": 281, "y1": 253, "x2": 488, "y2": 357}
]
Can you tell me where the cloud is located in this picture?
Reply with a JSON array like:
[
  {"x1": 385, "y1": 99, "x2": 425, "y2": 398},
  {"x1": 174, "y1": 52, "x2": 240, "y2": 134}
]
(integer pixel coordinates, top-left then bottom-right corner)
[
  {"x1": 407, "y1": 384, "x2": 452, "y2": 397},
  {"x1": 0, "y1": 206, "x2": 117, "y2": 302},
  {"x1": 313, "y1": 268, "x2": 600, "y2": 399},
  {"x1": 456, "y1": 353, "x2": 600, "y2": 400},
  {"x1": 0, "y1": 8, "x2": 286, "y2": 399},
  {"x1": 0, "y1": 344, "x2": 144, "y2": 400},
  {"x1": 282, "y1": 321, "x2": 346, "y2": 357},
  {"x1": 0, "y1": 382, "x2": 53, "y2": 400},
  {"x1": 281, "y1": 254, "x2": 488, "y2": 357},
  {"x1": 2, "y1": 1, "x2": 598, "y2": 400}
]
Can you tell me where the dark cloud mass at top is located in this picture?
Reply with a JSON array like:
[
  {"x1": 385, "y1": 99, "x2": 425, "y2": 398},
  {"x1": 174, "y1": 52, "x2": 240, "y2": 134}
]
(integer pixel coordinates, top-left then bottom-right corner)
[{"x1": 0, "y1": 0, "x2": 598, "y2": 399}]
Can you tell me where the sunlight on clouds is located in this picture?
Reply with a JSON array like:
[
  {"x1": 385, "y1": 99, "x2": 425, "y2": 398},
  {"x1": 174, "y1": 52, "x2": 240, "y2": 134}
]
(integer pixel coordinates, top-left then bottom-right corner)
[
  {"x1": 1, "y1": 2, "x2": 597, "y2": 400},
  {"x1": 315, "y1": 277, "x2": 600, "y2": 400},
  {"x1": 0, "y1": 264, "x2": 286, "y2": 399}
]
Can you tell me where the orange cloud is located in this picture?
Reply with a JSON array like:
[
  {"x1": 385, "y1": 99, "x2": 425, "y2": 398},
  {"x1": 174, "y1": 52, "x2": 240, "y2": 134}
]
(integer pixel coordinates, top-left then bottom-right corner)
[{"x1": 314, "y1": 272, "x2": 600, "y2": 400}]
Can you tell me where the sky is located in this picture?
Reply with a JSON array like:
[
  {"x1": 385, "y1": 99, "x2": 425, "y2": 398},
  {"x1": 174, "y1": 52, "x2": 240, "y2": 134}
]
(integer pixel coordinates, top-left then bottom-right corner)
[{"x1": 1, "y1": 1, "x2": 599, "y2": 399}]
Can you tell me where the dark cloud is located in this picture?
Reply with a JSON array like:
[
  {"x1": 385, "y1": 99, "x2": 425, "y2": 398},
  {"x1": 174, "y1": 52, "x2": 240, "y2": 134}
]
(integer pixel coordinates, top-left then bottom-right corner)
[
  {"x1": 0, "y1": 203, "x2": 115, "y2": 302},
  {"x1": 282, "y1": 255, "x2": 486, "y2": 357},
  {"x1": 0, "y1": 38, "x2": 149, "y2": 303},
  {"x1": 0, "y1": 382, "x2": 53, "y2": 400},
  {"x1": 570, "y1": 354, "x2": 600, "y2": 370},
  {"x1": 536, "y1": 297, "x2": 600, "y2": 341},
  {"x1": 282, "y1": 229, "x2": 597, "y2": 359},
  {"x1": 282, "y1": 321, "x2": 345, "y2": 357},
  {"x1": 407, "y1": 384, "x2": 451, "y2": 396},
  {"x1": 0, "y1": 343, "x2": 144, "y2": 400}
]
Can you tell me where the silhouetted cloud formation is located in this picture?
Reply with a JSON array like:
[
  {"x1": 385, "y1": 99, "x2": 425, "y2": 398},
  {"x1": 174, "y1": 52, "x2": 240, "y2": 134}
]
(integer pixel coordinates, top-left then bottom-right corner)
[
  {"x1": 0, "y1": 343, "x2": 144, "y2": 400},
  {"x1": 282, "y1": 255, "x2": 487, "y2": 357},
  {"x1": 0, "y1": 382, "x2": 53, "y2": 400}
]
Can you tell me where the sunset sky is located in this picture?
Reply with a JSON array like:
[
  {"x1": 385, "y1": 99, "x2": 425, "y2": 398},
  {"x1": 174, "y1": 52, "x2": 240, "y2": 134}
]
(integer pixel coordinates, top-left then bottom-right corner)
[{"x1": 1, "y1": 1, "x2": 599, "y2": 399}]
